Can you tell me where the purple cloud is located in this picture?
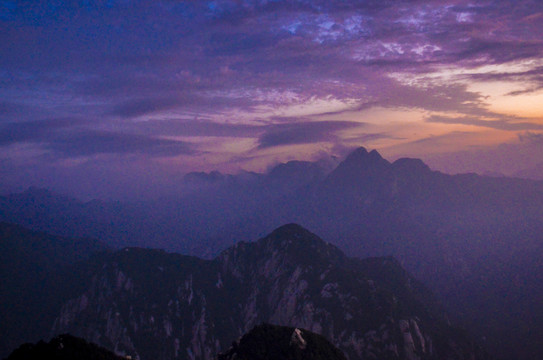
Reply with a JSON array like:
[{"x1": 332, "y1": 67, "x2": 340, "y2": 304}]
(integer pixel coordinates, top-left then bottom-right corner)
[
  {"x1": 0, "y1": 118, "x2": 86, "y2": 145},
  {"x1": 427, "y1": 115, "x2": 543, "y2": 131},
  {"x1": 48, "y1": 130, "x2": 195, "y2": 157},
  {"x1": 257, "y1": 120, "x2": 365, "y2": 149}
]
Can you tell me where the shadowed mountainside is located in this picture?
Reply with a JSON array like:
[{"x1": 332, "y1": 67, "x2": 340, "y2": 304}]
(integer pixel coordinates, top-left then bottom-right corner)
[
  {"x1": 0, "y1": 222, "x2": 108, "y2": 358},
  {"x1": 48, "y1": 224, "x2": 488, "y2": 360}
]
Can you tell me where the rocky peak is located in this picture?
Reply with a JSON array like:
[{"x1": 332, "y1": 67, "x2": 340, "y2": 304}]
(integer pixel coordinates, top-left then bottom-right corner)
[
  {"x1": 322, "y1": 147, "x2": 392, "y2": 191},
  {"x1": 260, "y1": 223, "x2": 339, "y2": 252},
  {"x1": 343, "y1": 146, "x2": 369, "y2": 161},
  {"x1": 341, "y1": 147, "x2": 389, "y2": 169},
  {"x1": 217, "y1": 224, "x2": 345, "y2": 277}
]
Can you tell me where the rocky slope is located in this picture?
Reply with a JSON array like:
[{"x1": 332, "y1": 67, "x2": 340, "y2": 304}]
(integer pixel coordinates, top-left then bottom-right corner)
[{"x1": 51, "y1": 224, "x2": 489, "y2": 360}]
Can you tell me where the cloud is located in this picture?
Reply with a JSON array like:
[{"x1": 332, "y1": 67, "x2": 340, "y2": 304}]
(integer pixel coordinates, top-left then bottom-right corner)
[
  {"x1": 449, "y1": 38, "x2": 542, "y2": 65},
  {"x1": 48, "y1": 130, "x2": 195, "y2": 157},
  {"x1": 461, "y1": 65, "x2": 543, "y2": 96},
  {"x1": 518, "y1": 131, "x2": 543, "y2": 144},
  {"x1": 0, "y1": 118, "x2": 85, "y2": 145},
  {"x1": 4, "y1": 0, "x2": 542, "y2": 122},
  {"x1": 257, "y1": 120, "x2": 364, "y2": 149},
  {"x1": 135, "y1": 119, "x2": 261, "y2": 138},
  {"x1": 0, "y1": 118, "x2": 195, "y2": 158},
  {"x1": 427, "y1": 115, "x2": 543, "y2": 131},
  {"x1": 109, "y1": 97, "x2": 184, "y2": 118},
  {"x1": 422, "y1": 130, "x2": 543, "y2": 177}
]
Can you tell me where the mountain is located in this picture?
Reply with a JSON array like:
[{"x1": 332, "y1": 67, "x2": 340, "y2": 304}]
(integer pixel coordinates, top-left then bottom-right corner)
[
  {"x1": 1, "y1": 148, "x2": 542, "y2": 359},
  {"x1": 50, "y1": 224, "x2": 488, "y2": 360},
  {"x1": 0, "y1": 222, "x2": 109, "y2": 358},
  {"x1": 217, "y1": 323, "x2": 347, "y2": 360},
  {"x1": 4, "y1": 326, "x2": 345, "y2": 360},
  {"x1": 4, "y1": 334, "x2": 125, "y2": 360},
  {"x1": 0, "y1": 160, "x2": 326, "y2": 257}
]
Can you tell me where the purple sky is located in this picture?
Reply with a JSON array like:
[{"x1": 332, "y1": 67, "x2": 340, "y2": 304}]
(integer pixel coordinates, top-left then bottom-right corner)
[{"x1": 1, "y1": 0, "x2": 543, "y2": 199}]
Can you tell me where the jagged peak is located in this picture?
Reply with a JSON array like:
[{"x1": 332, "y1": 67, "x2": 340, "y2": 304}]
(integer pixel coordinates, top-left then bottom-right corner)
[
  {"x1": 343, "y1": 146, "x2": 368, "y2": 162},
  {"x1": 256, "y1": 224, "x2": 346, "y2": 263},
  {"x1": 369, "y1": 149, "x2": 382, "y2": 158},
  {"x1": 218, "y1": 224, "x2": 345, "y2": 267},
  {"x1": 322, "y1": 147, "x2": 391, "y2": 187},
  {"x1": 339, "y1": 147, "x2": 389, "y2": 168}
]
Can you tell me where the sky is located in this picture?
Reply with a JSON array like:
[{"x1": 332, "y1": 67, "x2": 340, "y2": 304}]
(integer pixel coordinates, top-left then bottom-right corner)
[{"x1": 1, "y1": 0, "x2": 543, "y2": 199}]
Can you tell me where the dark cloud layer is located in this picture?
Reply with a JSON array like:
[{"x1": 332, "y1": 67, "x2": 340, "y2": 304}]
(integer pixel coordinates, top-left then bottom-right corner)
[
  {"x1": 258, "y1": 120, "x2": 364, "y2": 148},
  {"x1": 0, "y1": 119, "x2": 194, "y2": 158},
  {"x1": 49, "y1": 130, "x2": 195, "y2": 157}
]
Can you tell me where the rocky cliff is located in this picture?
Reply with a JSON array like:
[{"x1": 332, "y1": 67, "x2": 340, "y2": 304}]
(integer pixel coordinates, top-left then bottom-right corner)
[{"x1": 52, "y1": 224, "x2": 489, "y2": 360}]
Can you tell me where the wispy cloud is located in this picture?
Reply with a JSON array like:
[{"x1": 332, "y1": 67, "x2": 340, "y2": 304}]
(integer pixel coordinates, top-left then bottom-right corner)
[
  {"x1": 257, "y1": 120, "x2": 365, "y2": 148},
  {"x1": 427, "y1": 115, "x2": 543, "y2": 131},
  {"x1": 48, "y1": 130, "x2": 195, "y2": 157}
]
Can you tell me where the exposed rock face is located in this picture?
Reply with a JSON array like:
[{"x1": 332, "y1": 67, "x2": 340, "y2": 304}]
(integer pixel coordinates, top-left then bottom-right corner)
[
  {"x1": 52, "y1": 224, "x2": 489, "y2": 360},
  {"x1": 290, "y1": 328, "x2": 307, "y2": 350}
]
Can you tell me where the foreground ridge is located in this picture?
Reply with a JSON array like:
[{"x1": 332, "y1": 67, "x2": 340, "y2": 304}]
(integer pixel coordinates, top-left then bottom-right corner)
[{"x1": 48, "y1": 224, "x2": 490, "y2": 360}]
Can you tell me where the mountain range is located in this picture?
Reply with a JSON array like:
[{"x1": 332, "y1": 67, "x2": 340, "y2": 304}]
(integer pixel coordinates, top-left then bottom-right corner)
[{"x1": 1, "y1": 147, "x2": 542, "y2": 359}]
